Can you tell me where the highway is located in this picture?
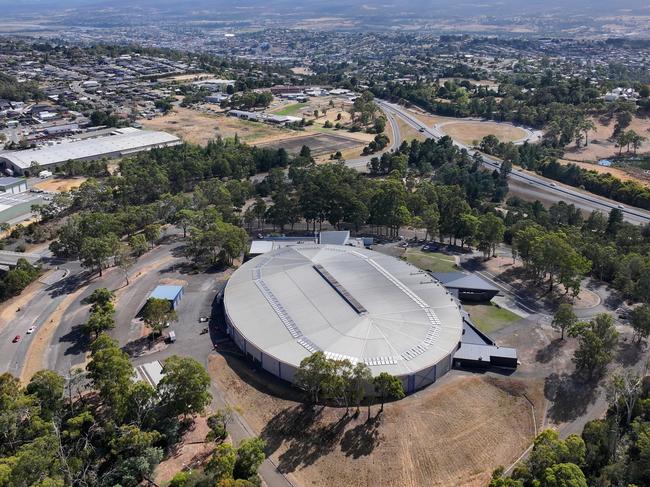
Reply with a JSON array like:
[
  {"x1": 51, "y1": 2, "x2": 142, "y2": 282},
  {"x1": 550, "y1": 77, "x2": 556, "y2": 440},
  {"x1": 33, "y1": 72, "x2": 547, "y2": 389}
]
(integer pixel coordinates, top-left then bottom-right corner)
[{"x1": 370, "y1": 100, "x2": 650, "y2": 225}]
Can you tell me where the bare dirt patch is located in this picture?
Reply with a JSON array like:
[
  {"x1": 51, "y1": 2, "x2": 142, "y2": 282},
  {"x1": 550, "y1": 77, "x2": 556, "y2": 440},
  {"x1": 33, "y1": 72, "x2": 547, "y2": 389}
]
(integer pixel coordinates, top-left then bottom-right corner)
[
  {"x1": 441, "y1": 121, "x2": 528, "y2": 145},
  {"x1": 209, "y1": 353, "x2": 542, "y2": 487},
  {"x1": 155, "y1": 416, "x2": 215, "y2": 484},
  {"x1": 33, "y1": 177, "x2": 87, "y2": 193}
]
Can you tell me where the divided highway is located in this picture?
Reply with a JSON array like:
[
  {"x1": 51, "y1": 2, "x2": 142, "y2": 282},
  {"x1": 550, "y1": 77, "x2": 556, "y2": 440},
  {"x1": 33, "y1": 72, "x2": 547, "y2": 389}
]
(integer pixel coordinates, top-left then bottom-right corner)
[{"x1": 370, "y1": 100, "x2": 650, "y2": 225}]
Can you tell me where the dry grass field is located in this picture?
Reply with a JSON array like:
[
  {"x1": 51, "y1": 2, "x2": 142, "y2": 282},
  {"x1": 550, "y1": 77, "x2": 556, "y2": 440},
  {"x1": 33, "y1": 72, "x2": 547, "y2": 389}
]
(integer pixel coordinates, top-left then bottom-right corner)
[
  {"x1": 33, "y1": 177, "x2": 87, "y2": 192},
  {"x1": 396, "y1": 117, "x2": 427, "y2": 142},
  {"x1": 139, "y1": 107, "x2": 292, "y2": 145},
  {"x1": 563, "y1": 115, "x2": 650, "y2": 163},
  {"x1": 441, "y1": 121, "x2": 528, "y2": 145},
  {"x1": 209, "y1": 353, "x2": 544, "y2": 487}
]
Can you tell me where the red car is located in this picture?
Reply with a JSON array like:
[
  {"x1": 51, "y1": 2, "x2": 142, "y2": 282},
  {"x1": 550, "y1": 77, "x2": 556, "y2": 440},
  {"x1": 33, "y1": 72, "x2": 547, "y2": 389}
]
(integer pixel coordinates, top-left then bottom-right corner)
[{"x1": 12, "y1": 335, "x2": 21, "y2": 343}]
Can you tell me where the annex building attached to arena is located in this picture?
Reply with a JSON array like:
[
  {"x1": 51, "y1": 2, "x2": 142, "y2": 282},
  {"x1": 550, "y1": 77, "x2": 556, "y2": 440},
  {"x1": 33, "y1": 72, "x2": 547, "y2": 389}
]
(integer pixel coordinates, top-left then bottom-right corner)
[{"x1": 224, "y1": 244, "x2": 467, "y2": 393}]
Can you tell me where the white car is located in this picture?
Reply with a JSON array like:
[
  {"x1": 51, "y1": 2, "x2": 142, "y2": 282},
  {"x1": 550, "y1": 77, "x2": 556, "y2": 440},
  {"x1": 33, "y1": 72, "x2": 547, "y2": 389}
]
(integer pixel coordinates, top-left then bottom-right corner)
[
  {"x1": 26, "y1": 326, "x2": 36, "y2": 334},
  {"x1": 617, "y1": 204, "x2": 625, "y2": 209}
]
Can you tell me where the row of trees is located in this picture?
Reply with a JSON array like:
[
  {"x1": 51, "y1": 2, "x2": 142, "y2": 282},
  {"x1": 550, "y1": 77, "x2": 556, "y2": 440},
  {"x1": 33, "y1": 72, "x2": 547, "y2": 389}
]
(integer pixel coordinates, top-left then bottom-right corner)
[{"x1": 294, "y1": 351, "x2": 405, "y2": 413}]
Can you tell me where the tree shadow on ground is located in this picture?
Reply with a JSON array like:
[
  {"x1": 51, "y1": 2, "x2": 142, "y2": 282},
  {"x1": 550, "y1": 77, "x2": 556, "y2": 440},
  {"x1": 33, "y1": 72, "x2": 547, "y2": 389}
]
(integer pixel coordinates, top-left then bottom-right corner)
[
  {"x1": 340, "y1": 414, "x2": 382, "y2": 458},
  {"x1": 47, "y1": 269, "x2": 94, "y2": 298},
  {"x1": 122, "y1": 334, "x2": 166, "y2": 358},
  {"x1": 616, "y1": 339, "x2": 645, "y2": 367},
  {"x1": 544, "y1": 372, "x2": 600, "y2": 423},
  {"x1": 260, "y1": 403, "x2": 382, "y2": 473},
  {"x1": 535, "y1": 338, "x2": 565, "y2": 364},
  {"x1": 58, "y1": 323, "x2": 89, "y2": 357}
]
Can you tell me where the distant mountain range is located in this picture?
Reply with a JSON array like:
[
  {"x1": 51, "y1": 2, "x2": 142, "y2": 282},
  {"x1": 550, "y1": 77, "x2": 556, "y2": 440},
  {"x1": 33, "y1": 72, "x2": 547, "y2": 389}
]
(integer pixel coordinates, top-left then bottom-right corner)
[{"x1": 2, "y1": 0, "x2": 648, "y2": 17}]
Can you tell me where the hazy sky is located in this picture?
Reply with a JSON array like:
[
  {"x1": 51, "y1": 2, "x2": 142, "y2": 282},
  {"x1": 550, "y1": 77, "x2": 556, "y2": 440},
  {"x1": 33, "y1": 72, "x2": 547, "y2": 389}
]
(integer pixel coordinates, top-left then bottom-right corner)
[{"x1": 1, "y1": 0, "x2": 648, "y2": 18}]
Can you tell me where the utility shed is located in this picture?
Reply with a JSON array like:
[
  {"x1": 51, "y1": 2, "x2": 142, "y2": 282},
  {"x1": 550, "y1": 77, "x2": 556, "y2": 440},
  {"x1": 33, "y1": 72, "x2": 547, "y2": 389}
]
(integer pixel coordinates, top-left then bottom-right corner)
[
  {"x1": 134, "y1": 361, "x2": 164, "y2": 386},
  {"x1": 0, "y1": 177, "x2": 27, "y2": 194},
  {"x1": 150, "y1": 285, "x2": 184, "y2": 309},
  {"x1": 432, "y1": 272, "x2": 499, "y2": 302},
  {"x1": 453, "y1": 318, "x2": 518, "y2": 369}
]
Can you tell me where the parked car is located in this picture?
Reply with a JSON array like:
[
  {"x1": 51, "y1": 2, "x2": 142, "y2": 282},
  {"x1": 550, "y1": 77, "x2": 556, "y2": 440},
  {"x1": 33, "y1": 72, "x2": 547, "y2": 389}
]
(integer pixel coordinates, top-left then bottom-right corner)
[
  {"x1": 12, "y1": 335, "x2": 20, "y2": 343},
  {"x1": 422, "y1": 243, "x2": 439, "y2": 252}
]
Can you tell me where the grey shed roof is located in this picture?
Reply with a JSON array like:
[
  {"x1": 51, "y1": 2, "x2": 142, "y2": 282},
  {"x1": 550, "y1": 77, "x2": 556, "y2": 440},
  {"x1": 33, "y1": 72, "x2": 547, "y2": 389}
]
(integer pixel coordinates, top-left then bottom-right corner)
[
  {"x1": 432, "y1": 272, "x2": 499, "y2": 292},
  {"x1": 319, "y1": 231, "x2": 350, "y2": 246},
  {"x1": 225, "y1": 244, "x2": 464, "y2": 377},
  {"x1": 0, "y1": 177, "x2": 25, "y2": 187},
  {"x1": 0, "y1": 129, "x2": 180, "y2": 169}
]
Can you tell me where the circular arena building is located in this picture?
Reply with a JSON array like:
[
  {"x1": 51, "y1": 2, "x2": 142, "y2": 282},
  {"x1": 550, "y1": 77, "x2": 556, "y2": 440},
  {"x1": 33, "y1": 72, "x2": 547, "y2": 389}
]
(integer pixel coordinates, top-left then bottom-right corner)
[{"x1": 224, "y1": 244, "x2": 464, "y2": 394}]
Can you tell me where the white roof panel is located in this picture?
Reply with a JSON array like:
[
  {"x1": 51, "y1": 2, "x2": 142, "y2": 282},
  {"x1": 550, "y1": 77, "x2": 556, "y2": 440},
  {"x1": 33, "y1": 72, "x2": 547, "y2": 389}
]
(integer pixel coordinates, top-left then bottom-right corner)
[{"x1": 0, "y1": 129, "x2": 181, "y2": 169}]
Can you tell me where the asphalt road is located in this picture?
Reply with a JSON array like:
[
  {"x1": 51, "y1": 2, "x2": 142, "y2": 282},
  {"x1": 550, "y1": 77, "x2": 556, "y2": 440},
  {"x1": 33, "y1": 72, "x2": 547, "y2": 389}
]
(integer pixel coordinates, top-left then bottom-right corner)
[
  {"x1": 0, "y1": 263, "x2": 78, "y2": 377},
  {"x1": 375, "y1": 100, "x2": 650, "y2": 225}
]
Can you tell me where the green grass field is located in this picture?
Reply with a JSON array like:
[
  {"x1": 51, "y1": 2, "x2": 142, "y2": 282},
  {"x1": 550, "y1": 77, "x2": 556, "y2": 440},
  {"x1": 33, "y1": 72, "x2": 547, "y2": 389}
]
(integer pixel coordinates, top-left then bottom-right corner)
[
  {"x1": 463, "y1": 303, "x2": 520, "y2": 334},
  {"x1": 404, "y1": 249, "x2": 458, "y2": 273},
  {"x1": 274, "y1": 103, "x2": 308, "y2": 116}
]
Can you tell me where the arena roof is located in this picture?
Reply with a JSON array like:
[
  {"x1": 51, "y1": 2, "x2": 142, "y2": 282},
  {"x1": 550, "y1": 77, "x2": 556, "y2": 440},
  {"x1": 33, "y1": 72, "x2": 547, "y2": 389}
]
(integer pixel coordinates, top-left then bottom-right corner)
[
  {"x1": 0, "y1": 129, "x2": 181, "y2": 170},
  {"x1": 224, "y1": 245, "x2": 464, "y2": 377}
]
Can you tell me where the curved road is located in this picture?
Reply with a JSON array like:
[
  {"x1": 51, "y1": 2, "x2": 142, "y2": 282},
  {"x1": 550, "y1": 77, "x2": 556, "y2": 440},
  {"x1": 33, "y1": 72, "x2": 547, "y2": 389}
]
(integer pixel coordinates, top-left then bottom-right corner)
[{"x1": 364, "y1": 100, "x2": 650, "y2": 225}]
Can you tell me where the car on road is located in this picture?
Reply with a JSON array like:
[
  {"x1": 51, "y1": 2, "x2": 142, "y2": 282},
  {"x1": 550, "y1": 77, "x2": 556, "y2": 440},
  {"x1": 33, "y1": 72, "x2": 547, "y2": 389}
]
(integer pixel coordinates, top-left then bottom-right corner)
[
  {"x1": 617, "y1": 204, "x2": 625, "y2": 209},
  {"x1": 550, "y1": 182, "x2": 557, "y2": 187},
  {"x1": 12, "y1": 335, "x2": 20, "y2": 343},
  {"x1": 199, "y1": 316, "x2": 209, "y2": 323},
  {"x1": 419, "y1": 128, "x2": 425, "y2": 132},
  {"x1": 26, "y1": 326, "x2": 36, "y2": 334}
]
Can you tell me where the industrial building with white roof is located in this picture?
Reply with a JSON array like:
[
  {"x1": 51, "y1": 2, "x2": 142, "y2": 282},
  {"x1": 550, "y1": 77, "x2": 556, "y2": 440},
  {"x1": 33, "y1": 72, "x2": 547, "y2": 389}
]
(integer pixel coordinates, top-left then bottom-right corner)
[
  {"x1": 224, "y1": 244, "x2": 465, "y2": 393},
  {"x1": 0, "y1": 128, "x2": 181, "y2": 175}
]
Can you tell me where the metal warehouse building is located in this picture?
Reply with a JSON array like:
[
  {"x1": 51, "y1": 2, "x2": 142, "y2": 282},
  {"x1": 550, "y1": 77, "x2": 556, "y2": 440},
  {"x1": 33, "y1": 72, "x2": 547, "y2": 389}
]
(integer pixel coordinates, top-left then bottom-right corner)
[
  {"x1": 0, "y1": 128, "x2": 181, "y2": 175},
  {"x1": 224, "y1": 244, "x2": 465, "y2": 394}
]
